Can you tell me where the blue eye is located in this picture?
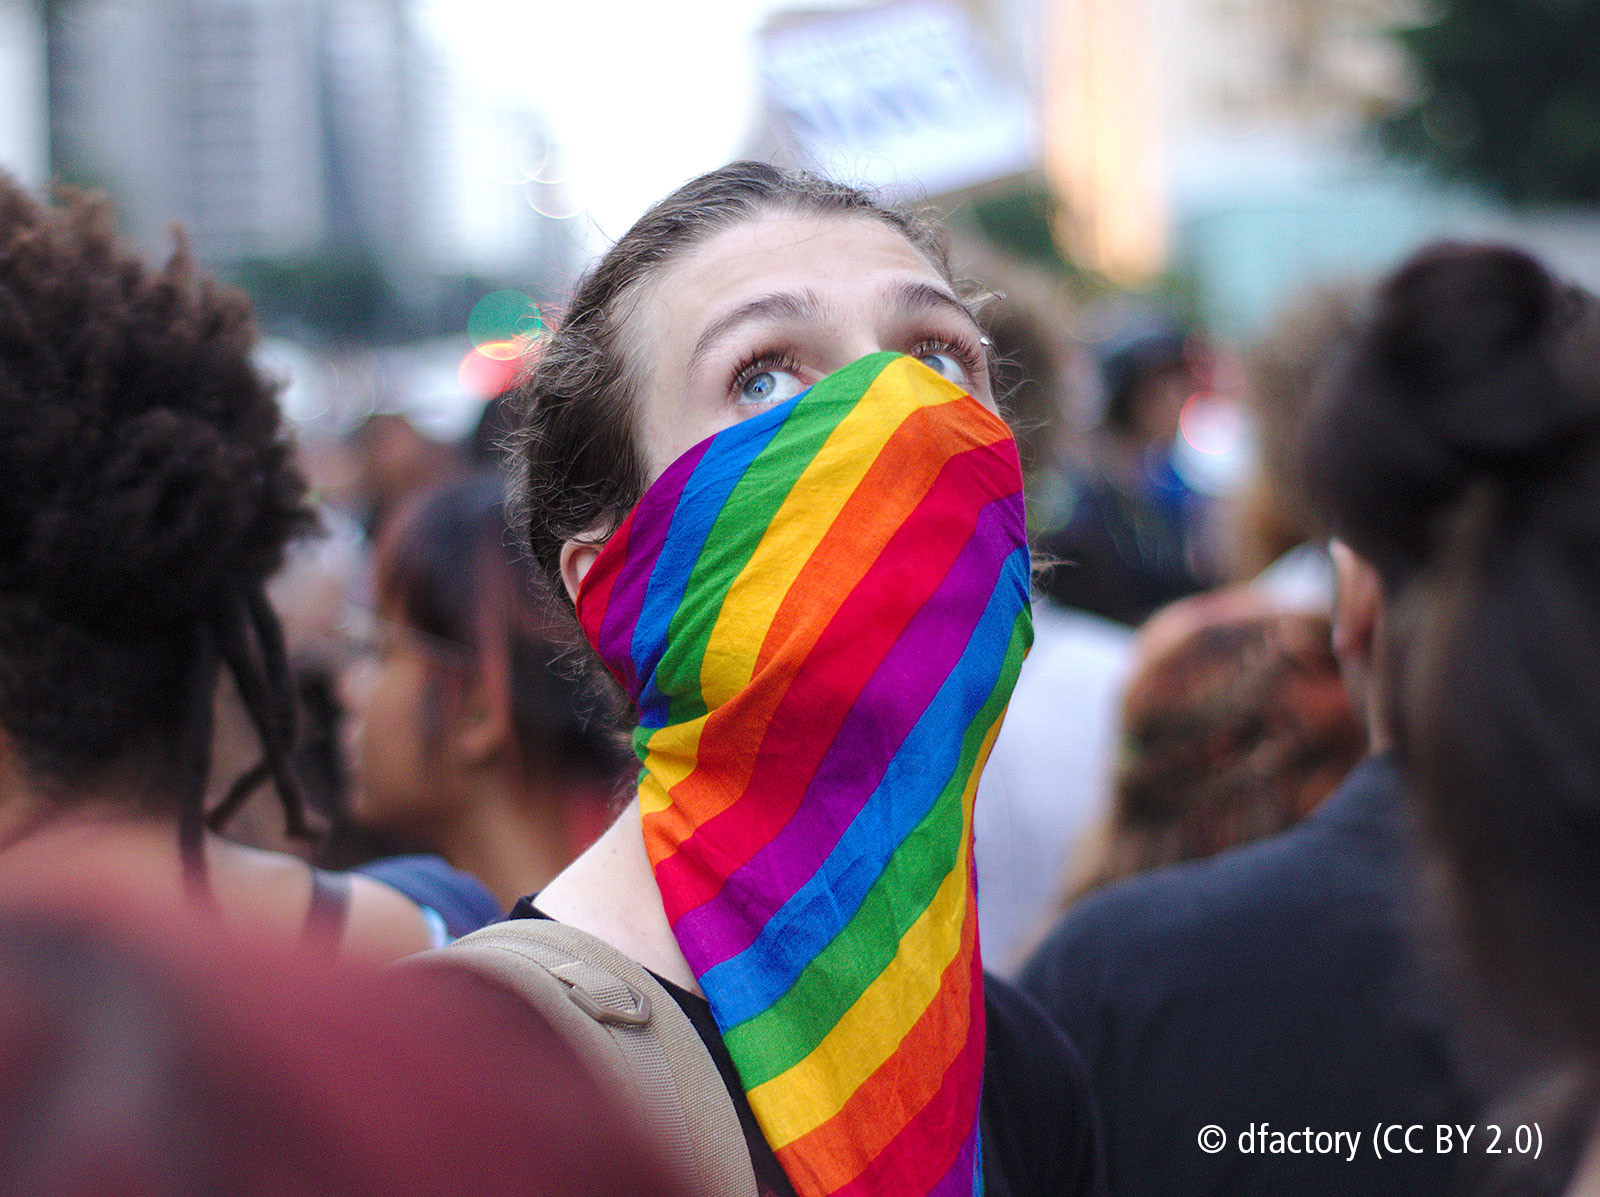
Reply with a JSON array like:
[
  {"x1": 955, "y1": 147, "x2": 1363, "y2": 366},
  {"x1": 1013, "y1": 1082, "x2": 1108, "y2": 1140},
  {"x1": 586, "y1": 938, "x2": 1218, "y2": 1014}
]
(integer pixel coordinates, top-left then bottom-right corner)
[
  {"x1": 738, "y1": 367, "x2": 806, "y2": 407},
  {"x1": 916, "y1": 350, "x2": 971, "y2": 386}
]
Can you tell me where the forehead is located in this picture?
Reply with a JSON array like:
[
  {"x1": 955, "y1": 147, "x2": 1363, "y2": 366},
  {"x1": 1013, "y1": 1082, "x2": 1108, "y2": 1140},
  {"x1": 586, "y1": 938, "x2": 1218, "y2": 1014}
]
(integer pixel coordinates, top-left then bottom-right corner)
[
  {"x1": 625, "y1": 213, "x2": 947, "y2": 365},
  {"x1": 656, "y1": 211, "x2": 939, "y2": 298}
]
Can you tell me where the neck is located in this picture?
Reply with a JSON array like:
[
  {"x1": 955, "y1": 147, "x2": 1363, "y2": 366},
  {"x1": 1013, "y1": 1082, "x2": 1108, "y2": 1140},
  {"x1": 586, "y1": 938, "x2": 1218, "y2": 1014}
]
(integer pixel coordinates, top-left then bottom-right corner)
[
  {"x1": 2, "y1": 808, "x2": 182, "y2": 894},
  {"x1": 431, "y1": 772, "x2": 576, "y2": 912},
  {"x1": 536, "y1": 796, "x2": 698, "y2": 993}
]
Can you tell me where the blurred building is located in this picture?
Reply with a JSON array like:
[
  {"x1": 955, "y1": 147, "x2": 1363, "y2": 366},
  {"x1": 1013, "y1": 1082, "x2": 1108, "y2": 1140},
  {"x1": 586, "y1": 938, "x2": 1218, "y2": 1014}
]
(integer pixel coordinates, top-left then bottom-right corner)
[
  {"x1": 0, "y1": 1, "x2": 48, "y2": 187},
  {"x1": 1039, "y1": 0, "x2": 1428, "y2": 298},
  {"x1": 43, "y1": 0, "x2": 553, "y2": 282},
  {"x1": 1027, "y1": 0, "x2": 1600, "y2": 335},
  {"x1": 749, "y1": 0, "x2": 1451, "y2": 330}
]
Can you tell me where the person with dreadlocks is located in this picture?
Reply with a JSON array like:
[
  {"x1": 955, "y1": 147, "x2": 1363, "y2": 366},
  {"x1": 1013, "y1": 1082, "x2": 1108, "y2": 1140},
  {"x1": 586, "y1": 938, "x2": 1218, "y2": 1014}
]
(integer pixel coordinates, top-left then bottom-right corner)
[{"x1": 0, "y1": 176, "x2": 437, "y2": 960}]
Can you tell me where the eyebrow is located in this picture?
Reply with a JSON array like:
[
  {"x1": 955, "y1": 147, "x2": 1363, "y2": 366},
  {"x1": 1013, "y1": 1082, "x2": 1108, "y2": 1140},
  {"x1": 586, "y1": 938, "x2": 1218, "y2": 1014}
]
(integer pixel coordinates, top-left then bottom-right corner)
[
  {"x1": 686, "y1": 290, "x2": 826, "y2": 378},
  {"x1": 684, "y1": 280, "x2": 985, "y2": 381},
  {"x1": 886, "y1": 280, "x2": 983, "y2": 332}
]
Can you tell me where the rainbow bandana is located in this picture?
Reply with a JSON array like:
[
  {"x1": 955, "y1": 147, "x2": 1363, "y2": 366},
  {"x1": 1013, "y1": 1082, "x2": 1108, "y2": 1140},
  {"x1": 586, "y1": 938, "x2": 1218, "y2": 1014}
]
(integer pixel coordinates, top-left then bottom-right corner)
[{"x1": 575, "y1": 353, "x2": 1032, "y2": 1197}]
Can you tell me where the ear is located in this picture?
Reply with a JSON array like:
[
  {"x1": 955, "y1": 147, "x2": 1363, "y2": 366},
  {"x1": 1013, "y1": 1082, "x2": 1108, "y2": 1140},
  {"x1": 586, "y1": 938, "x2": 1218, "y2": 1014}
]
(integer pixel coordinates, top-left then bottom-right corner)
[
  {"x1": 449, "y1": 669, "x2": 512, "y2": 770},
  {"x1": 558, "y1": 539, "x2": 604, "y2": 606},
  {"x1": 1329, "y1": 538, "x2": 1382, "y2": 671},
  {"x1": 0, "y1": 725, "x2": 39, "y2": 849}
]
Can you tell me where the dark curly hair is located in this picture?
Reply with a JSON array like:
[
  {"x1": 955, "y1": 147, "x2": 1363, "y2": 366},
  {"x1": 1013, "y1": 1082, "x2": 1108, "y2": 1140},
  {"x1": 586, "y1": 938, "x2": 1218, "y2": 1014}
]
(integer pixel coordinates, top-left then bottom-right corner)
[{"x1": 0, "y1": 177, "x2": 318, "y2": 879}]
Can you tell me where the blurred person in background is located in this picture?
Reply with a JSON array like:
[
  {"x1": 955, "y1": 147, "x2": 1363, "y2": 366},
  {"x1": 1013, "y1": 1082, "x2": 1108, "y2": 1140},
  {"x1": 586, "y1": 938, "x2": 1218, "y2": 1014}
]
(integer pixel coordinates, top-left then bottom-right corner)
[
  {"x1": 1032, "y1": 312, "x2": 1220, "y2": 625},
  {"x1": 1303, "y1": 241, "x2": 1600, "y2": 1196},
  {"x1": 343, "y1": 472, "x2": 631, "y2": 912},
  {"x1": 468, "y1": 386, "x2": 524, "y2": 469},
  {"x1": 1019, "y1": 248, "x2": 1486, "y2": 1196},
  {"x1": 0, "y1": 888, "x2": 670, "y2": 1197},
  {"x1": 1059, "y1": 587, "x2": 1365, "y2": 907},
  {"x1": 209, "y1": 505, "x2": 374, "y2": 861},
  {"x1": 1231, "y1": 283, "x2": 1367, "y2": 610},
  {"x1": 0, "y1": 177, "x2": 449, "y2": 960},
  {"x1": 348, "y1": 409, "x2": 464, "y2": 538},
  {"x1": 944, "y1": 236, "x2": 1082, "y2": 485},
  {"x1": 957, "y1": 247, "x2": 1135, "y2": 969}
]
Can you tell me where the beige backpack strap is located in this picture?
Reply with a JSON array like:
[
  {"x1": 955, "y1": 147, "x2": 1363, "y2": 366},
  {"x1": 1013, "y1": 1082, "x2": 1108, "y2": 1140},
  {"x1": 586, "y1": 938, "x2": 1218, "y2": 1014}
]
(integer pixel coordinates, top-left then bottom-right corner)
[{"x1": 400, "y1": 920, "x2": 757, "y2": 1197}]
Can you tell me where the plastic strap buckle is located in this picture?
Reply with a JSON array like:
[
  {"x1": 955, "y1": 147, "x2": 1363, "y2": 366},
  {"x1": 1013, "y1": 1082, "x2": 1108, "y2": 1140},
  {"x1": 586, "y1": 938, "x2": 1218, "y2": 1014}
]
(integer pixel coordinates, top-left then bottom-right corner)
[{"x1": 564, "y1": 974, "x2": 652, "y2": 1027}]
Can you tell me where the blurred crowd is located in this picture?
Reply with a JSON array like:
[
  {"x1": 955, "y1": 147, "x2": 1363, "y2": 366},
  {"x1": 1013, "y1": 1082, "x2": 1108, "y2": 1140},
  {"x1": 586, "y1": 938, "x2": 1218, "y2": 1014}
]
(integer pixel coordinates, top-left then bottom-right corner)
[{"x1": 2, "y1": 157, "x2": 1599, "y2": 1197}]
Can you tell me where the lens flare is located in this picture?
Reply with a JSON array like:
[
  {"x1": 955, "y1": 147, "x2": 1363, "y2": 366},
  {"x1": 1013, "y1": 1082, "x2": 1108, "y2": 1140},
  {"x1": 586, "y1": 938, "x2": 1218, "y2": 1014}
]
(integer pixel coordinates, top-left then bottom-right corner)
[
  {"x1": 1178, "y1": 394, "x2": 1241, "y2": 457},
  {"x1": 513, "y1": 130, "x2": 552, "y2": 182},
  {"x1": 525, "y1": 181, "x2": 586, "y2": 220},
  {"x1": 468, "y1": 290, "x2": 543, "y2": 349},
  {"x1": 476, "y1": 339, "x2": 521, "y2": 361},
  {"x1": 1173, "y1": 393, "x2": 1252, "y2": 497},
  {"x1": 457, "y1": 345, "x2": 519, "y2": 398}
]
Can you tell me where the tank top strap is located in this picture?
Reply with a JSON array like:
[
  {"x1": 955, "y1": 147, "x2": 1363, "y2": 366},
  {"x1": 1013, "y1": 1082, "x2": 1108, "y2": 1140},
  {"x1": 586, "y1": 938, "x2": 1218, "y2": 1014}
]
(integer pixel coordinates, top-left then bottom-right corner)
[{"x1": 302, "y1": 868, "x2": 352, "y2": 951}]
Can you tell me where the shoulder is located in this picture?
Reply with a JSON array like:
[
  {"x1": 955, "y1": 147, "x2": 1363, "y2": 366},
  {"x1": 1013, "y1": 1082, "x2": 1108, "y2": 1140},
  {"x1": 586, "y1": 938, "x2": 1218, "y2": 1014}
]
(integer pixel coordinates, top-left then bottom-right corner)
[
  {"x1": 1016, "y1": 756, "x2": 1417, "y2": 1030},
  {"x1": 980, "y1": 973, "x2": 1106, "y2": 1197},
  {"x1": 355, "y1": 854, "x2": 503, "y2": 940},
  {"x1": 1019, "y1": 825, "x2": 1322, "y2": 994},
  {"x1": 1013, "y1": 756, "x2": 1472, "y2": 1197},
  {"x1": 342, "y1": 874, "x2": 438, "y2": 962}
]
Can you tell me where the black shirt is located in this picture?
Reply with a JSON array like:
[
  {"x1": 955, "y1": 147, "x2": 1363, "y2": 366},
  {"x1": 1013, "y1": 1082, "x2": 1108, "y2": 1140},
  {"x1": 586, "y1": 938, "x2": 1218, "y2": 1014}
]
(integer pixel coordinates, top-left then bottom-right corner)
[
  {"x1": 509, "y1": 897, "x2": 1104, "y2": 1197},
  {"x1": 1018, "y1": 754, "x2": 1478, "y2": 1196}
]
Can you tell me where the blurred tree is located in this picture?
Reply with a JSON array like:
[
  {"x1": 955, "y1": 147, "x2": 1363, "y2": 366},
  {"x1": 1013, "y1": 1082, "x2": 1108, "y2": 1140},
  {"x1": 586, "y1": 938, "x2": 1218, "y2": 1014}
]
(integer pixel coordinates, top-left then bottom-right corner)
[
  {"x1": 964, "y1": 183, "x2": 1070, "y2": 274},
  {"x1": 1378, "y1": 0, "x2": 1600, "y2": 205},
  {"x1": 230, "y1": 253, "x2": 404, "y2": 344},
  {"x1": 229, "y1": 254, "x2": 531, "y2": 348}
]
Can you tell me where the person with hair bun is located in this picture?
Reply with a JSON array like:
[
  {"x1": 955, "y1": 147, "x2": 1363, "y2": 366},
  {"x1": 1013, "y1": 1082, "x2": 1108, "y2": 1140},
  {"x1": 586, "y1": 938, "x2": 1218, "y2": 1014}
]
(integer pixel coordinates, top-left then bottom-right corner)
[
  {"x1": 1303, "y1": 242, "x2": 1600, "y2": 1192},
  {"x1": 1018, "y1": 246, "x2": 1522, "y2": 1195},
  {"x1": 436, "y1": 161, "x2": 1104, "y2": 1197},
  {"x1": 0, "y1": 176, "x2": 437, "y2": 960}
]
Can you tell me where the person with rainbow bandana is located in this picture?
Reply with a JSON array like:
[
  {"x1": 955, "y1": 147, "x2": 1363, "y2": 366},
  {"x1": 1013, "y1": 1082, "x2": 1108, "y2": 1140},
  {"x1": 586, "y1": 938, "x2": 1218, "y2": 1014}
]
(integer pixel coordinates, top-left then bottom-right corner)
[{"x1": 487, "y1": 162, "x2": 1104, "y2": 1197}]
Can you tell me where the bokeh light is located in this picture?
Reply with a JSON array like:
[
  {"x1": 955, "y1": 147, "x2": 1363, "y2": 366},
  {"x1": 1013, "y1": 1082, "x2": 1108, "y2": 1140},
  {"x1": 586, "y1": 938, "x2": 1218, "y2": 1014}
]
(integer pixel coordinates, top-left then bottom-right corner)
[
  {"x1": 1173, "y1": 393, "x2": 1252, "y2": 497},
  {"x1": 468, "y1": 290, "x2": 543, "y2": 349},
  {"x1": 475, "y1": 339, "x2": 521, "y2": 361},
  {"x1": 525, "y1": 181, "x2": 587, "y2": 220},
  {"x1": 457, "y1": 343, "x2": 521, "y2": 397},
  {"x1": 1178, "y1": 393, "x2": 1241, "y2": 457},
  {"x1": 512, "y1": 129, "x2": 552, "y2": 183}
]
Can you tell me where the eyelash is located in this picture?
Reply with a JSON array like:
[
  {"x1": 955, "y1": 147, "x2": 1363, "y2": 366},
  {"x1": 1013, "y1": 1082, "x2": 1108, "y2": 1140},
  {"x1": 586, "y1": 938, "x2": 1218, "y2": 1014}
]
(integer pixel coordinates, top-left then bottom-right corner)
[
  {"x1": 727, "y1": 333, "x2": 988, "y2": 400},
  {"x1": 729, "y1": 347, "x2": 804, "y2": 399},
  {"x1": 909, "y1": 334, "x2": 987, "y2": 380}
]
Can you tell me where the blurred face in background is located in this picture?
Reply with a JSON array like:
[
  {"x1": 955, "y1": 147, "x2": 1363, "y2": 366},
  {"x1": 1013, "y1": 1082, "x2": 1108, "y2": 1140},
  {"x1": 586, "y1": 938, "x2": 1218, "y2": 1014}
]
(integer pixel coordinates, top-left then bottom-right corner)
[
  {"x1": 339, "y1": 610, "x2": 463, "y2": 837},
  {"x1": 1128, "y1": 365, "x2": 1192, "y2": 447}
]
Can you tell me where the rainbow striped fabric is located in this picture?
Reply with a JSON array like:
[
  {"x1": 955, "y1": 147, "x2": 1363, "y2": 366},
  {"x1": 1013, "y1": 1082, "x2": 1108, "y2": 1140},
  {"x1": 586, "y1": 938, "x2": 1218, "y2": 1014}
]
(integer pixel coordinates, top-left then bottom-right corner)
[{"x1": 575, "y1": 353, "x2": 1032, "y2": 1197}]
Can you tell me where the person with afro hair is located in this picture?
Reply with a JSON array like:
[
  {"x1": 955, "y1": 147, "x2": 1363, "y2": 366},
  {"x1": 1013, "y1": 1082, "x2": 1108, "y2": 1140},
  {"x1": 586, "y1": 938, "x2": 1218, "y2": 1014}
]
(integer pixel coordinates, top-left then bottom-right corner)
[{"x1": 0, "y1": 176, "x2": 436, "y2": 960}]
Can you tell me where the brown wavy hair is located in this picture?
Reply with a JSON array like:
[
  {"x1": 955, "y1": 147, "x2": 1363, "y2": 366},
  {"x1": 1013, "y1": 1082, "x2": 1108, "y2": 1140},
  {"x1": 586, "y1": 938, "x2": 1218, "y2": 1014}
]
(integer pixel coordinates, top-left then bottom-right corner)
[
  {"x1": 505, "y1": 161, "x2": 965, "y2": 608},
  {"x1": 1065, "y1": 596, "x2": 1366, "y2": 904}
]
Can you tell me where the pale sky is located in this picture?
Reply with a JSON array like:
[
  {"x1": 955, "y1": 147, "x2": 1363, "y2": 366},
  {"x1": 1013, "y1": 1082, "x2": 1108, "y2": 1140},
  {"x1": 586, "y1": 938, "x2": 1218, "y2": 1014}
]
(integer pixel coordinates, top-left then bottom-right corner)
[{"x1": 417, "y1": 0, "x2": 857, "y2": 249}]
